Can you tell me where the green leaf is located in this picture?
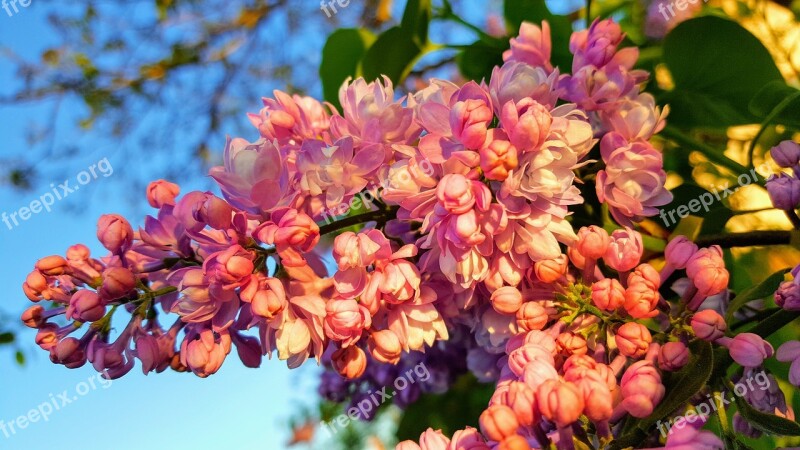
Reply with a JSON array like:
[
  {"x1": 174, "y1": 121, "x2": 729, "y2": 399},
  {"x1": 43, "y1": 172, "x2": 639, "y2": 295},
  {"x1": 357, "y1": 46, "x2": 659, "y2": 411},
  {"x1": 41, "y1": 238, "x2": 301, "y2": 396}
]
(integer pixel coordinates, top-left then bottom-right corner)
[
  {"x1": 396, "y1": 374, "x2": 493, "y2": 440},
  {"x1": 699, "y1": 207, "x2": 733, "y2": 235},
  {"x1": 726, "y1": 268, "x2": 790, "y2": 323},
  {"x1": 15, "y1": 351, "x2": 24, "y2": 366},
  {"x1": 457, "y1": 41, "x2": 506, "y2": 82},
  {"x1": 749, "y1": 81, "x2": 800, "y2": 129},
  {"x1": 501, "y1": 0, "x2": 573, "y2": 72},
  {"x1": 661, "y1": 17, "x2": 783, "y2": 128},
  {"x1": 401, "y1": 0, "x2": 431, "y2": 46},
  {"x1": 0, "y1": 332, "x2": 14, "y2": 344},
  {"x1": 361, "y1": 27, "x2": 425, "y2": 86},
  {"x1": 734, "y1": 392, "x2": 800, "y2": 436},
  {"x1": 319, "y1": 28, "x2": 376, "y2": 109}
]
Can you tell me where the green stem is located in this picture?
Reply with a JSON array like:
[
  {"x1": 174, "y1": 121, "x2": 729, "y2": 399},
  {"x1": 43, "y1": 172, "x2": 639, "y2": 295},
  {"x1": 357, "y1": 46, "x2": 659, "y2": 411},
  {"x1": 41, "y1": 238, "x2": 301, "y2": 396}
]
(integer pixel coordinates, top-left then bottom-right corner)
[
  {"x1": 747, "y1": 89, "x2": 800, "y2": 168},
  {"x1": 660, "y1": 126, "x2": 755, "y2": 182}
]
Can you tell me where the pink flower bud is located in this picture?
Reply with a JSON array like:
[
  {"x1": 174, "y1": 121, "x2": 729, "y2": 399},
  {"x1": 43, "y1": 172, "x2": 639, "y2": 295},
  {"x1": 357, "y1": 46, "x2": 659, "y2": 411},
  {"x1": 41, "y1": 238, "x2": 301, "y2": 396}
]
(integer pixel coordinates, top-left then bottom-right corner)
[
  {"x1": 135, "y1": 334, "x2": 161, "y2": 374},
  {"x1": 36, "y1": 255, "x2": 69, "y2": 276},
  {"x1": 436, "y1": 174, "x2": 476, "y2": 215},
  {"x1": 51, "y1": 337, "x2": 86, "y2": 369},
  {"x1": 620, "y1": 361, "x2": 665, "y2": 418},
  {"x1": 99, "y1": 267, "x2": 137, "y2": 300},
  {"x1": 497, "y1": 436, "x2": 531, "y2": 450},
  {"x1": 255, "y1": 207, "x2": 320, "y2": 252},
  {"x1": 490, "y1": 381, "x2": 537, "y2": 427},
  {"x1": 533, "y1": 254, "x2": 568, "y2": 283},
  {"x1": 536, "y1": 379, "x2": 584, "y2": 427},
  {"x1": 604, "y1": 228, "x2": 643, "y2": 272},
  {"x1": 690, "y1": 309, "x2": 727, "y2": 341},
  {"x1": 66, "y1": 244, "x2": 91, "y2": 261},
  {"x1": 241, "y1": 274, "x2": 287, "y2": 319},
  {"x1": 615, "y1": 323, "x2": 652, "y2": 358},
  {"x1": 35, "y1": 324, "x2": 59, "y2": 350},
  {"x1": 479, "y1": 404, "x2": 519, "y2": 442},
  {"x1": 368, "y1": 330, "x2": 402, "y2": 365},
  {"x1": 480, "y1": 137, "x2": 518, "y2": 181},
  {"x1": 515, "y1": 302, "x2": 548, "y2": 331},
  {"x1": 418, "y1": 428, "x2": 450, "y2": 450},
  {"x1": 180, "y1": 328, "x2": 231, "y2": 378},
  {"x1": 451, "y1": 98, "x2": 493, "y2": 149},
  {"x1": 623, "y1": 274, "x2": 659, "y2": 319},
  {"x1": 23, "y1": 270, "x2": 48, "y2": 301},
  {"x1": 686, "y1": 247, "x2": 729, "y2": 298},
  {"x1": 491, "y1": 286, "x2": 524, "y2": 315},
  {"x1": 508, "y1": 343, "x2": 554, "y2": 377},
  {"x1": 67, "y1": 290, "x2": 106, "y2": 322},
  {"x1": 770, "y1": 140, "x2": 800, "y2": 168},
  {"x1": 21, "y1": 305, "x2": 45, "y2": 328},
  {"x1": 448, "y1": 427, "x2": 489, "y2": 450},
  {"x1": 576, "y1": 226, "x2": 610, "y2": 260},
  {"x1": 97, "y1": 214, "x2": 134, "y2": 254},
  {"x1": 592, "y1": 278, "x2": 625, "y2": 311},
  {"x1": 146, "y1": 179, "x2": 180, "y2": 208},
  {"x1": 658, "y1": 341, "x2": 689, "y2": 371},
  {"x1": 775, "y1": 280, "x2": 800, "y2": 311},
  {"x1": 573, "y1": 375, "x2": 614, "y2": 422},
  {"x1": 332, "y1": 345, "x2": 367, "y2": 379},
  {"x1": 664, "y1": 236, "x2": 698, "y2": 269},
  {"x1": 725, "y1": 333, "x2": 774, "y2": 368},
  {"x1": 324, "y1": 299, "x2": 371, "y2": 347},
  {"x1": 557, "y1": 332, "x2": 588, "y2": 357}
]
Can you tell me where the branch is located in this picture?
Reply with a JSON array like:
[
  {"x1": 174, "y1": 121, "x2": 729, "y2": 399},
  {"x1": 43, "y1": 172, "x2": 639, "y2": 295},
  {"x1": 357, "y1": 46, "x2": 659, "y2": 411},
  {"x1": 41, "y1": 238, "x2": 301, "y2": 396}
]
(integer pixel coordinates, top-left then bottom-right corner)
[
  {"x1": 318, "y1": 207, "x2": 399, "y2": 236},
  {"x1": 694, "y1": 230, "x2": 796, "y2": 248}
]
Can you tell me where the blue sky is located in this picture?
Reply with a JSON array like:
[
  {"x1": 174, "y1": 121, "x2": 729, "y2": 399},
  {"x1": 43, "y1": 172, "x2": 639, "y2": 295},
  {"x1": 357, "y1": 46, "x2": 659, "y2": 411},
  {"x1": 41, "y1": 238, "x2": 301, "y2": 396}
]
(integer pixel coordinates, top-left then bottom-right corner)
[
  {"x1": 0, "y1": 1, "x2": 583, "y2": 449},
  {"x1": 0, "y1": 4, "x2": 320, "y2": 449}
]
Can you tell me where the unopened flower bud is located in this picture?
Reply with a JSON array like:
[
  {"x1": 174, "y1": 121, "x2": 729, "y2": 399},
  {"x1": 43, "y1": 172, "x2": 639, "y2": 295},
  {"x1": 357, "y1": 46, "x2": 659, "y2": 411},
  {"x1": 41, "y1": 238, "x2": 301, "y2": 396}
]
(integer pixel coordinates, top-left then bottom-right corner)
[
  {"x1": 36, "y1": 256, "x2": 69, "y2": 276},
  {"x1": 664, "y1": 236, "x2": 698, "y2": 269},
  {"x1": 533, "y1": 254, "x2": 568, "y2": 283},
  {"x1": 592, "y1": 278, "x2": 625, "y2": 311},
  {"x1": 515, "y1": 302, "x2": 548, "y2": 331},
  {"x1": 97, "y1": 214, "x2": 134, "y2": 254},
  {"x1": 690, "y1": 309, "x2": 726, "y2": 341},
  {"x1": 21, "y1": 305, "x2": 45, "y2": 328},
  {"x1": 536, "y1": 379, "x2": 584, "y2": 427},
  {"x1": 368, "y1": 330, "x2": 402, "y2": 365},
  {"x1": 768, "y1": 173, "x2": 800, "y2": 210},
  {"x1": 491, "y1": 286, "x2": 524, "y2": 315},
  {"x1": 67, "y1": 290, "x2": 106, "y2": 322},
  {"x1": 770, "y1": 140, "x2": 800, "y2": 168},
  {"x1": 576, "y1": 225, "x2": 610, "y2": 260},
  {"x1": 146, "y1": 179, "x2": 180, "y2": 208},
  {"x1": 658, "y1": 341, "x2": 689, "y2": 371},
  {"x1": 479, "y1": 404, "x2": 519, "y2": 442},
  {"x1": 332, "y1": 346, "x2": 367, "y2": 379},
  {"x1": 99, "y1": 267, "x2": 137, "y2": 300},
  {"x1": 615, "y1": 322, "x2": 652, "y2": 358},
  {"x1": 723, "y1": 333, "x2": 774, "y2": 368}
]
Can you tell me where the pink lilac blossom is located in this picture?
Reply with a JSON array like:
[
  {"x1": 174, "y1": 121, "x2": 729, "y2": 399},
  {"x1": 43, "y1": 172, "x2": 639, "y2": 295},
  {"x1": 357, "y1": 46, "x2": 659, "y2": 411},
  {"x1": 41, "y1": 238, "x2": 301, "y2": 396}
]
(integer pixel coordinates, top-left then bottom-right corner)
[{"x1": 23, "y1": 17, "x2": 788, "y2": 450}]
